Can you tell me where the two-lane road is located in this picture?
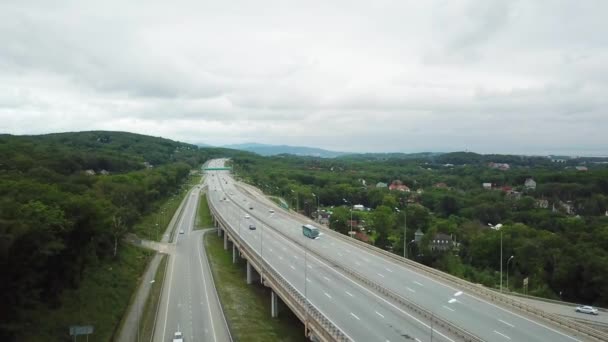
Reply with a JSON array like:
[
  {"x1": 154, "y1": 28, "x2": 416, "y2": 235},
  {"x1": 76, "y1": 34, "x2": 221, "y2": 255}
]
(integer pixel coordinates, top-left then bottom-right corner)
[{"x1": 153, "y1": 187, "x2": 231, "y2": 342}]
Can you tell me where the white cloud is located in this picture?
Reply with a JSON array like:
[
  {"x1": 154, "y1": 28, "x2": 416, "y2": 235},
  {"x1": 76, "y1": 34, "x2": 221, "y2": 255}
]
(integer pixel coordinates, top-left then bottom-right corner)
[{"x1": 0, "y1": 0, "x2": 607, "y2": 155}]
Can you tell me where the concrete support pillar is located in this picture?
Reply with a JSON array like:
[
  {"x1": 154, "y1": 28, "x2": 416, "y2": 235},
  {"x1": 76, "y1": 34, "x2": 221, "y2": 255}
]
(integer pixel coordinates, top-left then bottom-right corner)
[
  {"x1": 246, "y1": 260, "x2": 259, "y2": 284},
  {"x1": 217, "y1": 225, "x2": 222, "y2": 237},
  {"x1": 246, "y1": 261, "x2": 253, "y2": 284},
  {"x1": 271, "y1": 290, "x2": 279, "y2": 318},
  {"x1": 232, "y1": 244, "x2": 237, "y2": 264},
  {"x1": 224, "y1": 231, "x2": 228, "y2": 250}
]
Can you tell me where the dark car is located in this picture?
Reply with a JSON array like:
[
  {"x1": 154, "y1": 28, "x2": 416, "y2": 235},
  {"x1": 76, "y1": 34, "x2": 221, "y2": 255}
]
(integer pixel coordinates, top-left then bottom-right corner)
[{"x1": 249, "y1": 224, "x2": 256, "y2": 230}]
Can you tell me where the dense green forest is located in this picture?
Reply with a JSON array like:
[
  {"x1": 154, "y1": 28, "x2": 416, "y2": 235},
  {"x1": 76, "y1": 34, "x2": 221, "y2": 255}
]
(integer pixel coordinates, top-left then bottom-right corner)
[
  {"x1": 233, "y1": 152, "x2": 608, "y2": 306},
  {"x1": 0, "y1": 131, "x2": 240, "y2": 340}
]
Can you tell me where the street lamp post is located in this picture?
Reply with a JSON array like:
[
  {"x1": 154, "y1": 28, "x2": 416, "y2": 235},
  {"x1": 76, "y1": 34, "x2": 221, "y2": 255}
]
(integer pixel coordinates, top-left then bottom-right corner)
[
  {"x1": 291, "y1": 189, "x2": 299, "y2": 213},
  {"x1": 343, "y1": 198, "x2": 354, "y2": 236},
  {"x1": 488, "y1": 223, "x2": 504, "y2": 292},
  {"x1": 506, "y1": 255, "x2": 514, "y2": 292},
  {"x1": 395, "y1": 207, "x2": 407, "y2": 258},
  {"x1": 312, "y1": 193, "x2": 320, "y2": 222}
]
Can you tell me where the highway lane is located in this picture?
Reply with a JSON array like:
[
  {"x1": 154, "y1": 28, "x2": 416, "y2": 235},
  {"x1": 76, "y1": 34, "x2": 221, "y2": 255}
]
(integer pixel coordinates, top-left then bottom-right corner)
[
  {"x1": 211, "y1": 159, "x2": 587, "y2": 342},
  {"x1": 206, "y1": 166, "x2": 458, "y2": 342},
  {"x1": 153, "y1": 187, "x2": 231, "y2": 342}
]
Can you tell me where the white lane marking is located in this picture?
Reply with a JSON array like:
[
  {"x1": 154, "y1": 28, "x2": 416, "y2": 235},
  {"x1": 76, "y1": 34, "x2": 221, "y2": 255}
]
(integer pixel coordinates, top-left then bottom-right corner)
[
  {"x1": 499, "y1": 319, "x2": 514, "y2": 328},
  {"x1": 278, "y1": 256, "x2": 283, "y2": 260},
  {"x1": 494, "y1": 331, "x2": 511, "y2": 340},
  {"x1": 355, "y1": 261, "x2": 361, "y2": 266},
  {"x1": 269, "y1": 248, "x2": 273, "y2": 252},
  {"x1": 331, "y1": 242, "x2": 335, "y2": 246},
  {"x1": 345, "y1": 291, "x2": 354, "y2": 297},
  {"x1": 443, "y1": 305, "x2": 455, "y2": 312},
  {"x1": 454, "y1": 291, "x2": 463, "y2": 297},
  {"x1": 307, "y1": 264, "x2": 312, "y2": 269},
  {"x1": 377, "y1": 273, "x2": 385, "y2": 278},
  {"x1": 448, "y1": 298, "x2": 457, "y2": 304},
  {"x1": 293, "y1": 255, "x2": 299, "y2": 260},
  {"x1": 375, "y1": 311, "x2": 385, "y2": 318},
  {"x1": 338, "y1": 253, "x2": 343, "y2": 257},
  {"x1": 241, "y1": 214, "x2": 451, "y2": 342},
  {"x1": 350, "y1": 312, "x2": 360, "y2": 320},
  {"x1": 413, "y1": 281, "x2": 424, "y2": 287},
  {"x1": 406, "y1": 287, "x2": 415, "y2": 293},
  {"x1": 385, "y1": 267, "x2": 393, "y2": 273},
  {"x1": 290, "y1": 265, "x2": 296, "y2": 271},
  {"x1": 161, "y1": 247, "x2": 177, "y2": 339},
  {"x1": 324, "y1": 292, "x2": 332, "y2": 299},
  {"x1": 323, "y1": 276, "x2": 330, "y2": 282},
  {"x1": 197, "y1": 233, "x2": 218, "y2": 342},
  {"x1": 306, "y1": 277, "x2": 311, "y2": 283},
  {"x1": 319, "y1": 232, "x2": 583, "y2": 342},
  {"x1": 415, "y1": 339, "x2": 422, "y2": 342}
]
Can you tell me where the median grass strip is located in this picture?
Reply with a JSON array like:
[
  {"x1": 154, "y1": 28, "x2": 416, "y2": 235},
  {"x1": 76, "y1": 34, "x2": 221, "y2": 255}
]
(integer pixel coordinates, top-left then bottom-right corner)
[
  {"x1": 196, "y1": 194, "x2": 214, "y2": 229},
  {"x1": 205, "y1": 233, "x2": 307, "y2": 342},
  {"x1": 20, "y1": 244, "x2": 153, "y2": 342},
  {"x1": 139, "y1": 254, "x2": 168, "y2": 342}
]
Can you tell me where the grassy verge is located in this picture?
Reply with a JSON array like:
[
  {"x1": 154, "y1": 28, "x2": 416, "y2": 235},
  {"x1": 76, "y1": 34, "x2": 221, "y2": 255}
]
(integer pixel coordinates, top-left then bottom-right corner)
[
  {"x1": 196, "y1": 194, "x2": 213, "y2": 229},
  {"x1": 133, "y1": 173, "x2": 202, "y2": 241},
  {"x1": 205, "y1": 233, "x2": 306, "y2": 342},
  {"x1": 139, "y1": 255, "x2": 168, "y2": 342},
  {"x1": 20, "y1": 244, "x2": 153, "y2": 342}
]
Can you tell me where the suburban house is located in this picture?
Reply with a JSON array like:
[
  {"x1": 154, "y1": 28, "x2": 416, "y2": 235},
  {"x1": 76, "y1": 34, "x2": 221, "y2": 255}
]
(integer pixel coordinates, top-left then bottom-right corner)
[
  {"x1": 488, "y1": 162, "x2": 510, "y2": 170},
  {"x1": 575, "y1": 166, "x2": 588, "y2": 172},
  {"x1": 524, "y1": 178, "x2": 537, "y2": 190},
  {"x1": 389, "y1": 180, "x2": 410, "y2": 192},
  {"x1": 353, "y1": 204, "x2": 365, "y2": 211},
  {"x1": 84, "y1": 169, "x2": 96, "y2": 176},
  {"x1": 430, "y1": 233, "x2": 457, "y2": 252},
  {"x1": 434, "y1": 182, "x2": 448, "y2": 189},
  {"x1": 482, "y1": 182, "x2": 492, "y2": 190},
  {"x1": 99, "y1": 169, "x2": 110, "y2": 175},
  {"x1": 376, "y1": 182, "x2": 388, "y2": 188},
  {"x1": 536, "y1": 199, "x2": 549, "y2": 209}
]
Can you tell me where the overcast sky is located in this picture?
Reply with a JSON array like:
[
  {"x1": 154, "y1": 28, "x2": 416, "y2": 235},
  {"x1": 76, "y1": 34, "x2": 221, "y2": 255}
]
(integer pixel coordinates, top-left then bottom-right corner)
[{"x1": 1, "y1": 1, "x2": 606, "y2": 155}]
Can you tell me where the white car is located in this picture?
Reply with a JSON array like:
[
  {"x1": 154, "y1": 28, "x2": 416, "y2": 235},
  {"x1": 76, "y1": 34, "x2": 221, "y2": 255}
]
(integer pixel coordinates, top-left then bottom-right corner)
[
  {"x1": 173, "y1": 331, "x2": 184, "y2": 342},
  {"x1": 576, "y1": 305, "x2": 599, "y2": 315},
  {"x1": 269, "y1": 209, "x2": 275, "y2": 213},
  {"x1": 245, "y1": 214, "x2": 250, "y2": 219},
  {"x1": 179, "y1": 230, "x2": 184, "y2": 234}
]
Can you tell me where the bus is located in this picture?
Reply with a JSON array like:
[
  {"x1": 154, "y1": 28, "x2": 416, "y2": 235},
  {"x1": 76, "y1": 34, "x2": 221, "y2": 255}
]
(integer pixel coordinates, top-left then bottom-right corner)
[{"x1": 302, "y1": 224, "x2": 320, "y2": 239}]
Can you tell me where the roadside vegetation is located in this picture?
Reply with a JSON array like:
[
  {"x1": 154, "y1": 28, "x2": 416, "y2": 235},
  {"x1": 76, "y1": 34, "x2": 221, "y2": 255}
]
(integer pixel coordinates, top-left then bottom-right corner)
[
  {"x1": 234, "y1": 152, "x2": 608, "y2": 306},
  {"x1": 20, "y1": 244, "x2": 153, "y2": 341},
  {"x1": 139, "y1": 255, "x2": 168, "y2": 342},
  {"x1": 0, "y1": 131, "x2": 245, "y2": 340},
  {"x1": 196, "y1": 194, "x2": 214, "y2": 229},
  {"x1": 205, "y1": 233, "x2": 307, "y2": 342}
]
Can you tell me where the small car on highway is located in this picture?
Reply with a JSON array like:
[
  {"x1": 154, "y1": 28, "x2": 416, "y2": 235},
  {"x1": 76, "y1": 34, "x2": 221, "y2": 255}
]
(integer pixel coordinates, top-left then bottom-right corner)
[
  {"x1": 575, "y1": 305, "x2": 599, "y2": 315},
  {"x1": 179, "y1": 229, "x2": 184, "y2": 234},
  {"x1": 173, "y1": 331, "x2": 184, "y2": 342},
  {"x1": 269, "y1": 209, "x2": 275, "y2": 213},
  {"x1": 249, "y1": 224, "x2": 256, "y2": 230},
  {"x1": 245, "y1": 214, "x2": 250, "y2": 219}
]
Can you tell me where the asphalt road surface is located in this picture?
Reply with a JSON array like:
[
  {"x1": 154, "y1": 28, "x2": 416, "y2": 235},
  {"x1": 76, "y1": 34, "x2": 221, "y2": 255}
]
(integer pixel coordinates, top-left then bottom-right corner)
[
  {"x1": 153, "y1": 186, "x2": 231, "y2": 342},
  {"x1": 206, "y1": 158, "x2": 589, "y2": 342}
]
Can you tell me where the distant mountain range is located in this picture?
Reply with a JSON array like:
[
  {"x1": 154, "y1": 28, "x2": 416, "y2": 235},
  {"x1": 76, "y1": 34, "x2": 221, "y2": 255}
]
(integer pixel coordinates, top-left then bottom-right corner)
[{"x1": 219, "y1": 143, "x2": 348, "y2": 158}]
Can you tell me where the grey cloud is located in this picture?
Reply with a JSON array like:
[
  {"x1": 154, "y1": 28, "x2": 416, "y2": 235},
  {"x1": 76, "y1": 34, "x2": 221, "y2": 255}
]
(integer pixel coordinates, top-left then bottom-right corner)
[{"x1": 0, "y1": 0, "x2": 606, "y2": 155}]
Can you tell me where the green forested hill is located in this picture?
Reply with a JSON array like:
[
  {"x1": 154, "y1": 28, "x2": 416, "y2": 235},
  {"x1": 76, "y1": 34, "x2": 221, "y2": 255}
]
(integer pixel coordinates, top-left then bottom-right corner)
[{"x1": 0, "y1": 131, "x2": 237, "y2": 340}]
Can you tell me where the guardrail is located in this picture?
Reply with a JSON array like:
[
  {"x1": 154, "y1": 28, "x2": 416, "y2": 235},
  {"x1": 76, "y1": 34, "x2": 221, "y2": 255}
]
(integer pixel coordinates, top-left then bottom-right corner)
[
  {"x1": 207, "y1": 196, "x2": 350, "y2": 342},
  {"x1": 233, "y1": 180, "x2": 608, "y2": 342},
  {"x1": 217, "y1": 185, "x2": 481, "y2": 342},
  {"x1": 314, "y1": 221, "x2": 608, "y2": 342}
]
